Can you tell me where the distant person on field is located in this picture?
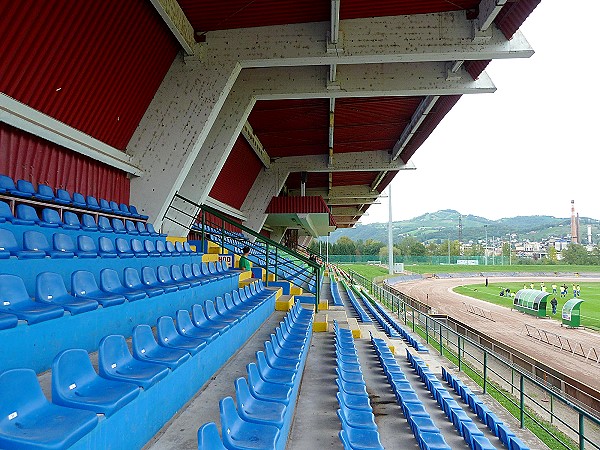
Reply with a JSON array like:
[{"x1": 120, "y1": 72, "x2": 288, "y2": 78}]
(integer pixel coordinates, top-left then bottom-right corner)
[
  {"x1": 572, "y1": 284, "x2": 577, "y2": 297},
  {"x1": 551, "y1": 297, "x2": 558, "y2": 315},
  {"x1": 530, "y1": 283, "x2": 534, "y2": 289},
  {"x1": 552, "y1": 284, "x2": 557, "y2": 294},
  {"x1": 576, "y1": 284, "x2": 581, "y2": 297},
  {"x1": 239, "y1": 246, "x2": 252, "y2": 271}
]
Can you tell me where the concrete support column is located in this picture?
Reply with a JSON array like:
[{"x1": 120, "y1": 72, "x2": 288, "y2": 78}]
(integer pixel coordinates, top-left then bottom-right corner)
[
  {"x1": 127, "y1": 54, "x2": 240, "y2": 229},
  {"x1": 269, "y1": 227, "x2": 288, "y2": 244}
]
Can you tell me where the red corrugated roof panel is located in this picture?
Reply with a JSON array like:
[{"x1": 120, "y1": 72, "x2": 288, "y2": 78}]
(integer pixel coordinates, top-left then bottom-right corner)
[
  {"x1": 495, "y1": 0, "x2": 542, "y2": 39},
  {"x1": 464, "y1": 60, "x2": 491, "y2": 80},
  {"x1": 209, "y1": 136, "x2": 263, "y2": 210},
  {"x1": 0, "y1": 0, "x2": 178, "y2": 150}
]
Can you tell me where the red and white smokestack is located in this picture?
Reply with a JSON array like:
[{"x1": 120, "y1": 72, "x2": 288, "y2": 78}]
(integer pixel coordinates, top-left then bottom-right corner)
[{"x1": 570, "y1": 200, "x2": 578, "y2": 244}]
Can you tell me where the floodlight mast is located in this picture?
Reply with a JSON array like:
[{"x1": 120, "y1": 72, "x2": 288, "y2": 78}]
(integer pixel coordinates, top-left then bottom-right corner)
[{"x1": 388, "y1": 185, "x2": 394, "y2": 275}]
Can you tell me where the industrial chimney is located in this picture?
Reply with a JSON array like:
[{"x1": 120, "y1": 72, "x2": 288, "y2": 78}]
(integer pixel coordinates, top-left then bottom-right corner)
[{"x1": 570, "y1": 200, "x2": 578, "y2": 244}]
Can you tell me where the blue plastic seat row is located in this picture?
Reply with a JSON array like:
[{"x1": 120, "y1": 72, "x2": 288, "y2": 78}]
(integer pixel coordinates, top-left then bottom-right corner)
[
  {"x1": 0, "y1": 174, "x2": 149, "y2": 219},
  {"x1": 369, "y1": 335, "x2": 452, "y2": 450},
  {"x1": 340, "y1": 282, "x2": 371, "y2": 323},
  {"x1": 441, "y1": 368, "x2": 530, "y2": 450},
  {"x1": 354, "y1": 288, "x2": 401, "y2": 339},
  {"x1": 0, "y1": 227, "x2": 195, "y2": 259},
  {"x1": 333, "y1": 321, "x2": 384, "y2": 450},
  {"x1": 330, "y1": 278, "x2": 344, "y2": 307},
  {"x1": 406, "y1": 350, "x2": 503, "y2": 450},
  {"x1": 0, "y1": 264, "x2": 244, "y2": 326},
  {"x1": 371, "y1": 299, "x2": 428, "y2": 352},
  {"x1": 0, "y1": 201, "x2": 161, "y2": 235},
  {"x1": 198, "y1": 302, "x2": 314, "y2": 449}
]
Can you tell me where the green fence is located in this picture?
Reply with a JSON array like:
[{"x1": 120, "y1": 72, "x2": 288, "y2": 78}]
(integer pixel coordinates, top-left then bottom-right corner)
[
  {"x1": 327, "y1": 255, "x2": 511, "y2": 265},
  {"x1": 345, "y1": 268, "x2": 600, "y2": 450}
]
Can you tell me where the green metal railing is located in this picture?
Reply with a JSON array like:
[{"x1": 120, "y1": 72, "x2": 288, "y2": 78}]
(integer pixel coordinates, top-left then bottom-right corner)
[
  {"x1": 163, "y1": 194, "x2": 323, "y2": 311},
  {"x1": 343, "y1": 268, "x2": 600, "y2": 450}
]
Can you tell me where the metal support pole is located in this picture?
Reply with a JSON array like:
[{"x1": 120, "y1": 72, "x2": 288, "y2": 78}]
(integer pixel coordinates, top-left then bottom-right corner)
[
  {"x1": 274, "y1": 247, "x2": 278, "y2": 281},
  {"x1": 550, "y1": 394, "x2": 553, "y2": 424},
  {"x1": 579, "y1": 413, "x2": 584, "y2": 450},
  {"x1": 511, "y1": 367, "x2": 514, "y2": 394},
  {"x1": 425, "y1": 316, "x2": 429, "y2": 344},
  {"x1": 265, "y1": 243, "x2": 270, "y2": 287},
  {"x1": 483, "y1": 351, "x2": 488, "y2": 394},
  {"x1": 388, "y1": 185, "x2": 394, "y2": 275},
  {"x1": 201, "y1": 209, "x2": 206, "y2": 252},
  {"x1": 439, "y1": 322, "x2": 443, "y2": 355},
  {"x1": 315, "y1": 266, "x2": 320, "y2": 313},
  {"x1": 412, "y1": 308, "x2": 415, "y2": 332},
  {"x1": 520, "y1": 374, "x2": 525, "y2": 428},
  {"x1": 221, "y1": 218, "x2": 225, "y2": 251},
  {"x1": 458, "y1": 335, "x2": 462, "y2": 371}
]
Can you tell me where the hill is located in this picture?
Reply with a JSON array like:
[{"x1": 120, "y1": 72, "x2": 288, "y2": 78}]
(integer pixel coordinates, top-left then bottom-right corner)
[{"x1": 327, "y1": 209, "x2": 600, "y2": 244}]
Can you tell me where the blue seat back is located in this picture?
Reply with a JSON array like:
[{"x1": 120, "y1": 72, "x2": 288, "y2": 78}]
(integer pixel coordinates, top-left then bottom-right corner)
[
  {"x1": 175, "y1": 241, "x2": 185, "y2": 253},
  {"x1": 71, "y1": 271, "x2": 101, "y2": 297},
  {"x1": 176, "y1": 310, "x2": 196, "y2": 333},
  {"x1": 98, "y1": 216, "x2": 112, "y2": 231},
  {"x1": 99, "y1": 236, "x2": 117, "y2": 253},
  {"x1": 204, "y1": 300, "x2": 219, "y2": 320},
  {"x1": 183, "y1": 242, "x2": 193, "y2": 253},
  {"x1": 85, "y1": 195, "x2": 100, "y2": 209},
  {"x1": 156, "y1": 240, "x2": 167, "y2": 253},
  {"x1": 131, "y1": 239, "x2": 145, "y2": 253},
  {"x1": 37, "y1": 184, "x2": 55, "y2": 199},
  {"x1": 16, "y1": 180, "x2": 36, "y2": 195},
  {"x1": 0, "y1": 228, "x2": 19, "y2": 252},
  {"x1": 56, "y1": 189, "x2": 72, "y2": 203},
  {"x1": 136, "y1": 222, "x2": 148, "y2": 234},
  {"x1": 0, "y1": 175, "x2": 16, "y2": 192},
  {"x1": 116, "y1": 238, "x2": 132, "y2": 254},
  {"x1": 171, "y1": 265, "x2": 185, "y2": 281},
  {"x1": 144, "y1": 240, "x2": 157, "y2": 253},
  {"x1": 192, "y1": 263, "x2": 203, "y2": 278},
  {"x1": 157, "y1": 265, "x2": 173, "y2": 283},
  {"x1": 0, "y1": 201, "x2": 13, "y2": 221},
  {"x1": 124, "y1": 267, "x2": 143, "y2": 289},
  {"x1": 156, "y1": 316, "x2": 178, "y2": 341},
  {"x1": 98, "y1": 335, "x2": 134, "y2": 375},
  {"x1": 147, "y1": 223, "x2": 159, "y2": 235},
  {"x1": 111, "y1": 218, "x2": 126, "y2": 232},
  {"x1": 23, "y1": 230, "x2": 51, "y2": 252},
  {"x1": 197, "y1": 422, "x2": 227, "y2": 450},
  {"x1": 54, "y1": 233, "x2": 76, "y2": 253},
  {"x1": 73, "y1": 192, "x2": 86, "y2": 206},
  {"x1": 52, "y1": 349, "x2": 99, "y2": 398},
  {"x1": 0, "y1": 369, "x2": 48, "y2": 418},
  {"x1": 100, "y1": 269, "x2": 123, "y2": 291},
  {"x1": 99, "y1": 198, "x2": 111, "y2": 211},
  {"x1": 119, "y1": 203, "x2": 131, "y2": 215},
  {"x1": 0, "y1": 274, "x2": 31, "y2": 306},
  {"x1": 182, "y1": 264, "x2": 194, "y2": 279},
  {"x1": 132, "y1": 324, "x2": 160, "y2": 356},
  {"x1": 81, "y1": 214, "x2": 98, "y2": 229},
  {"x1": 16, "y1": 204, "x2": 40, "y2": 223},
  {"x1": 166, "y1": 241, "x2": 178, "y2": 254},
  {"x1": 36, "y1": 272, "x2": 70, "y2": 303},
  {"x1": 125, "y1": 220, "x2": 137, "y2": 233},
  {"x1": 63, "y1": 211, "x2": 81, "y2": 228},
  {"x1": 141, "y1": 266, "x2": 159, "y2": 286}
]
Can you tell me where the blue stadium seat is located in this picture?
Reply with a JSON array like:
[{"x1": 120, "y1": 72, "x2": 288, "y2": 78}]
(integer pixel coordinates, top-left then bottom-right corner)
[
  {"x1": 132, "y1": 324, "x2": 190, "y2": 370},
  {"x1": 99, "y1": 198, "x2": 112, "y2": 213},
  {"x1": 496, "y1": 424, "x2": 517, "y2": 448},
  {"x1": 191, "y1": 304, "x2": 226, "y2": 335},
  {"x1": 146, "y1": 223, "x2": 162, "y2": 236},
  {"x1": 123, "y1": 267, "x2": 163, "y2": 297},
  {"x1": 76, "y1": 235, "x2": 98, "y2": 258},
  {"x1": 339, "y1": 424, "x2": 384, "y2": 450},
  {"x1": 52, "y1": 348, "x2": 140, "y2": 416},
  {"x1": 0, "y1": 175, "x2": 19, "y2": 195},
  {"x1": 109, "y1": 201, "x2": 122, "y2": 215},
  {"x1": 0, "y1": 228, "x2": 44, "y2": 259},
  {"x1": 263, "y1": 341, "x2": 300, "y2": 372},
  {"x1": 336, "y1": 404, "x2": 377, "y2": 430},
  {"x1": 111, "y1": 218, "x2": 127, "y2": 234},
  {"x1": 183, "y1": 263, "x2": 206, "y2": 286},
  {"x1": 84, "y1": 195, "x2": 100, "y2": 210},
  {"x1": 141, "y1": 266, "x2": 178, "y2": 293},
  {"x1": 131, "y1": 239, "x2": 148, "y2": 258},
  {"x1": 125, "y1": 220, "x2": 138, "y2": 235},
  {"x1": 219, "y1": 396, "x2": 280, "y2": 450},
  {"x1": 53, "y1": 233, "x2": 77, "y2": 258},
  {"x1": 73, "y1": 192, "x2": 87, "y2": 208},
  {"x1": 156, "y1": 316, "x2": 207, "y2": 354},
  {"x1": 234, "y1": 377, "x2": 286, "y2": 429},
  {"x1": 136, "y1": 221, "x2": 150, "y2": 236},
  {"x1": 71, "y1": 271, "x2": 126, "y2": 307},
  {"x1": 246, "y1": 363, "x2": 292, "y2": 405},
  {"x1": 98, "y1": 236, "x2": 118, "y2": 258},
  {"x1": 172, "y1": 265, "x2": 196, "y2": 287},
  {"x1": 98, "y1": 216, "x2": 113, "y2": 233},
  {"x1": 55, "y1": 188, "x2": 72, "y2": 205},
  {"x1": 35, "y1": 184, "x2": 56, "y2": 201},
  {"x1": 36, "y1": 272, "x2": 98, "y2": 315},
  {"x1": 155, "y1": 239, "x2": 171, "y2": 256},
  {"x1": 129, "y1": 205, "x2": 149, "y2": 220},
  {"x1": 15, "y1": 204, "x2": 40, "y2": 225},
  {"x1": 98, "y1": 335, "x2": 169, "y2": 390},
  {"x1": 15, "y1": 179, "x2": 36, "y2": 197},
  {"x1": 157, "y1": 265, "x2": 190, "y2": 290},
  {"x1": 0, "y1": 368, "x2": 98, "y2": 449},
  {"x1": 119, "y1": 203, "x2": 133, "y2": 217},
  {"x1": 115, "y1": 238, "x2": 134, "y2": 258},
  {"x1": 197, "y1": 422, "x2": 227, "y2": 450},
  {"x1": 419, "y1": 431, "x2": 453, "y2": 450},
  {"x1": 508, "y1": 435, "x2": 530, "y2": 450},
  {"x1": 175, "y1": 241, "x2": 190, "y2": 256},
  {"x1": 62, "y1": 211, "x2": 81, "y2": 230},
  {"x1": 192, "y1": 263, "x2": 210, "y2": 283},
  {"x1": 24, "y1": 230, "x2": 74, "y2": 258},
  {"x1": 81, "y1": 213, "x2": 98, "y2": 231},
  {"x1": 255, "y1": 351, "x2": 296, "y2": 386},
  {"x1": 175, "y1": 310, "x2": 219, "y2": 343},
  {"x1": 0, "y1": 201, "x2": 14, "y2": 224},
  {"x1": 100, "y1": 268, "x2": 146, "y2": 301},
  {"x1": 166, "y1": 241, "x2": 180, "y2": 256},
  {"x1": 0, "y1": 274, "x2": 64, "y2": 324},
  {"x1": 204, "y1": 300, "x2": 236, "y2": 329},
  {"x1": 0, "y1": 312, "x2": 18, "y2": 329},
  {"x1": 144, "y1": 239, "x2": 161, "y2": 256}
]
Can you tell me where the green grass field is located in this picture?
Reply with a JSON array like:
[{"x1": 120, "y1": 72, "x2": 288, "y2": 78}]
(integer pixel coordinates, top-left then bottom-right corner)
[
  {"x1": 404, "y1": 264, "x2": 600, "y2": 274},
  {"x1": 454, "y1": 282, "x2": 600, "y2": 330},
  {"x1": 341, "y1": 264, "x2": 392, "y2": 281}
]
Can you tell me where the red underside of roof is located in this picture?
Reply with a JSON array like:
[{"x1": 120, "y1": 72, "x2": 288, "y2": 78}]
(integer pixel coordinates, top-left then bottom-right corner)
[
  {"x1": 286, "y1": 171, "x2": 383, "y2": 190},
  {"x1": 266, "y1": 196, "x2": 336, "y2": 226},
  {"x1": 496, "y1": 0, "x2": 542, "y2": 39},
  {"x1": 0, "y1": 0, "x2": 178, "y2": 150},
  {"x1": 209, "y1": 136, "x2": 263, "y2": 210},
  {"x1": 179, "y1": 0, "x2": 479, "y2": 32}
]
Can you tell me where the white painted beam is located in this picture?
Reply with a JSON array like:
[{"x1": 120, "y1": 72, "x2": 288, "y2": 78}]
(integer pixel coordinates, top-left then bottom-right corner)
[
  {"x1": 391, "y1": 95, "x2": 440, "y2": 161},
  {"x1": 241, "y1": 121, "x2": 270, "y2": 168},
  {"x1": 330, "y1": 206, "x2": 363, "y2": 216},
  {"x1": 0, "y1": 93, "x2": 141, "y2": 176},
  {"x1": 149, "y1": 0, "x2": 197, "y2": 55},
  {"x1": 326, "y1": 199, "x2": 380, "y2": 206},
  {"x1": 204, "y1": 13, "x2": 534, "y2": 67},
  {"x1": 477, "y1": 0, "x2": 508, "y2": 32},
  {"x1": 330, "y1": 0, "x2": 341, "y2": 45}
]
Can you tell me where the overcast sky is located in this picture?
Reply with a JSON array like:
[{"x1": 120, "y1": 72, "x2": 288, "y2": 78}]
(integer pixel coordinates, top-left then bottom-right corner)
[{"x1": 362, "y1": 1, "x2": 599, "y2": 224}]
